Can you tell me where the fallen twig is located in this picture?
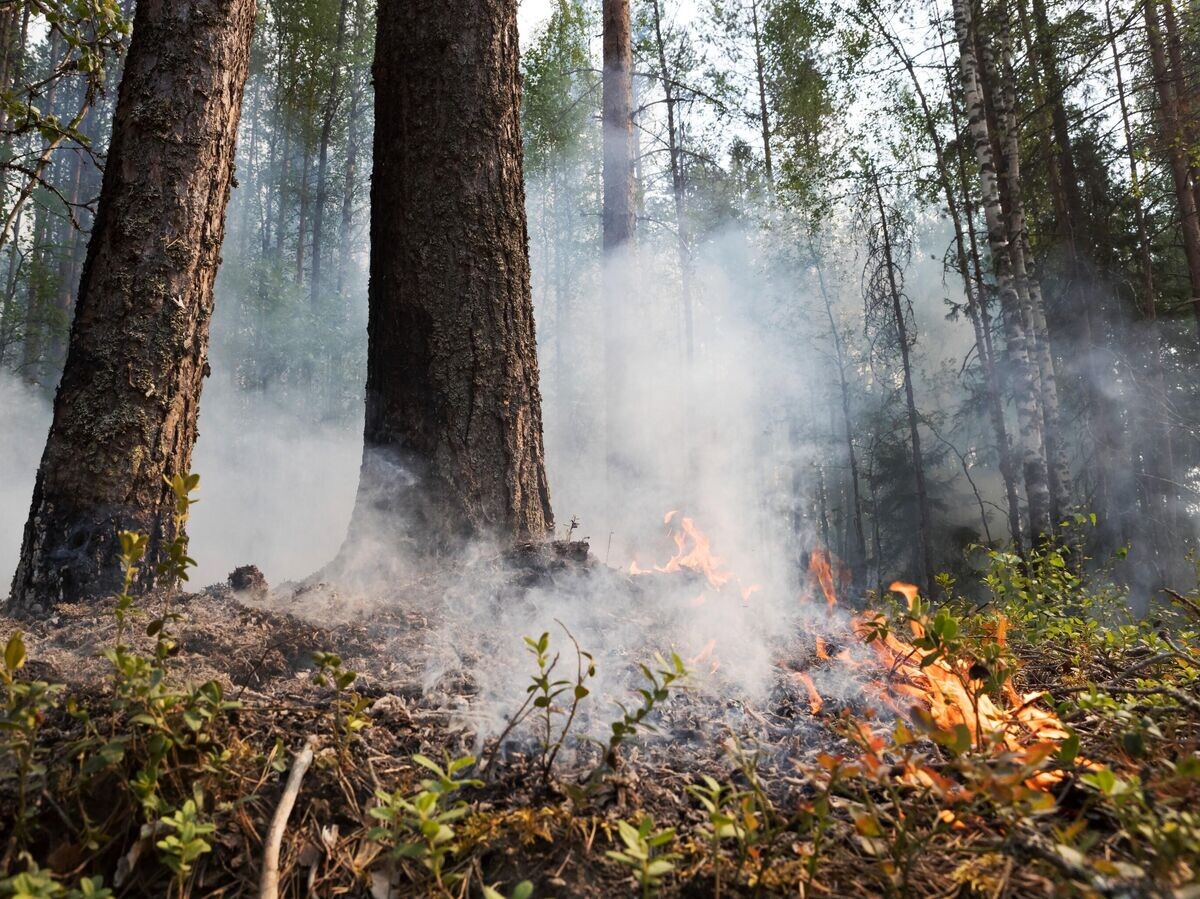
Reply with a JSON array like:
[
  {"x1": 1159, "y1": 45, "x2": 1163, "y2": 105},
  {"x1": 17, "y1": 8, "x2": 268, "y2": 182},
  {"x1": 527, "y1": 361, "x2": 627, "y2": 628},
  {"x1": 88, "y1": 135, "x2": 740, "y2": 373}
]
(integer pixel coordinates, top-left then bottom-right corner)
[
  {"x1": 260, "y1": 734, "x2": 319, "y2": 899},
  {"x1": 1163, "y1": 588, "x2": 1200, "y2": 622}
]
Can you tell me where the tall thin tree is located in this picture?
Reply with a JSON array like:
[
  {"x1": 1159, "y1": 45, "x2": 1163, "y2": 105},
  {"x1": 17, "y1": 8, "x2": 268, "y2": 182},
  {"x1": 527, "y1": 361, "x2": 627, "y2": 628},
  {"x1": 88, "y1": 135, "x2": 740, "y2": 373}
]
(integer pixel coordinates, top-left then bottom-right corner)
[{"x1": 602, "y1": 0, "x2": 636, "y2": 488}]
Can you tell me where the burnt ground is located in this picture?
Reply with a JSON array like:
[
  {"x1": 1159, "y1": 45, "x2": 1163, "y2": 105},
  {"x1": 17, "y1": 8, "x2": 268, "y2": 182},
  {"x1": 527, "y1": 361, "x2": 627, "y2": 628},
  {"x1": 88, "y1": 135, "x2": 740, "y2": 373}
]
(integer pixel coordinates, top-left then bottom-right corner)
[{"x1": 1, "y1": 546, "x2": 1196, "y2": 898}]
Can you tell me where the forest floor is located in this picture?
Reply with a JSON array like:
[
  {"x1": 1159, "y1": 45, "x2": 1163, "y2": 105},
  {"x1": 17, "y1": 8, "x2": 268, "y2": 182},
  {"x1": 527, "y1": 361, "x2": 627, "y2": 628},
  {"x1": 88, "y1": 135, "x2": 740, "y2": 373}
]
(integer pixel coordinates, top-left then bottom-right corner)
[{"x1": 2, "y1": 542, "x2": 1199, "y2": 898}]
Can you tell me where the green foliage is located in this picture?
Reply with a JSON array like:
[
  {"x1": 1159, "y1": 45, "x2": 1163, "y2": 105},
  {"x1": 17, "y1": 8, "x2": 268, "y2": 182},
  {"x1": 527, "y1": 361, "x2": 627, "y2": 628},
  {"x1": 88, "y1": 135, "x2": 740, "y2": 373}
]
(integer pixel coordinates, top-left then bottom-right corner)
[
  {"x1": 1, "y1": 630, "x2": 64, "y2": 848},
  {"x1": 525, "y1": 627, "x2": 594, "y2": 780},
  {"x1": 155, "y1": 795, "x2": 216, "y2": 890},
  {"x1": 483, "y1": 625, "x2": 594, "y2": 782},
  {"x1": 690, "y1": 741, "x2": 835, "y2": 893},
  {"x1": 521, "y1": 0, "x2": 595, "y2": 169},
  {"x1": 157, "y1": 473, "x2": 200, "y2": 591},
  {"x1": 606, "y1": 816, "x2": 679, "y2": 898},
  {"x1": 367, "y1": 754, "x2": 482, "y2": 894},
  {"x1": 482, "y1": 881, "x2": 534, "y2": 899},
  {"x1": 310, "y1": 650, "x2": 371, "y2": 754},
  {"x1": 0, "y1": 864, "x2": 112, "y2": 899},
  {"x1": 604, "y1": 652, "x2": 689, "y2": 770}
]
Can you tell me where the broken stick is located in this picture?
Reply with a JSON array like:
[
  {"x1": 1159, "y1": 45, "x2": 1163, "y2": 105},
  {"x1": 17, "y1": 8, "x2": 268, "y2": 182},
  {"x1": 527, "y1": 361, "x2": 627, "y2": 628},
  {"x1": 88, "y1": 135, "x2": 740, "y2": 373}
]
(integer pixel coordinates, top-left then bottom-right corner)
[{"x1": 259, "y1": 734, "x2": 319, "y2": 899}]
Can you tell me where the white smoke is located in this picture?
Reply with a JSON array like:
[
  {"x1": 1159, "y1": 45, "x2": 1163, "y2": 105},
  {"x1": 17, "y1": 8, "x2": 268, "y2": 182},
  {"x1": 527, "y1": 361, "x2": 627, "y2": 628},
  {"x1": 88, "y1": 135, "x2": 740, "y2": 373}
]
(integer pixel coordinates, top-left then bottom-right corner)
[{"x1": 0, "y1": 373, "x2": 52, "y2": 589}]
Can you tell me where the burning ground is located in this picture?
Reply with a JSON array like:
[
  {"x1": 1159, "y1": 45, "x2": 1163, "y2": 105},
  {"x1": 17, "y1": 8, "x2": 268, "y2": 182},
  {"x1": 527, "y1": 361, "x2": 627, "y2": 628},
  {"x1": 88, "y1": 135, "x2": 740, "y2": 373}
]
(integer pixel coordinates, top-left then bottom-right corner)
[{"x1": 1, "y1": 517, "x2": 1199, "y2": 897}]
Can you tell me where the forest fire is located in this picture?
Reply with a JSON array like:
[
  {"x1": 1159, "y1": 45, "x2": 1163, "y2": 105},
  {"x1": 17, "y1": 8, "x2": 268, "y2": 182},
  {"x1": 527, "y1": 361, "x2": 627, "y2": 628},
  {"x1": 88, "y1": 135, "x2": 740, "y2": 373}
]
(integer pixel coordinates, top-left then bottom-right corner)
[
  {"x1": 629, "y1": 510, "x2": 734, "y2": 589},
  {"x1": 633, "y1": 513, "x2": 1069, "y2": 760},
  {"x1": 803, "y1": 555, "x2": 1071, "y2": 763}
]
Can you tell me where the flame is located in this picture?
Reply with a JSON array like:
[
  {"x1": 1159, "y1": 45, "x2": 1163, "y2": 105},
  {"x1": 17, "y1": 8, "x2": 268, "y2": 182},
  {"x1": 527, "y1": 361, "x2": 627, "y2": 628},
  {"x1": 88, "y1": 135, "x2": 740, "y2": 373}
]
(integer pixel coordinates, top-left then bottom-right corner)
[
  {"x1": 630, "y1": 513, "x2": 1070, "y2": 781},
  {"x1": 628, "y1": 511, "x2": 742, "y2": 591},
  {"x1": 793, "y1": 671, "x2": 824, "y2": 714},
  {"x1": 803, "y1": 552, "x2": 1069, "y2": 773},
  {"x1": 690, "y1": 638, "x2": 716, "y2": 663},
  {"x1": 808, "y1": 548, "x2": 840, "y2": 612}
]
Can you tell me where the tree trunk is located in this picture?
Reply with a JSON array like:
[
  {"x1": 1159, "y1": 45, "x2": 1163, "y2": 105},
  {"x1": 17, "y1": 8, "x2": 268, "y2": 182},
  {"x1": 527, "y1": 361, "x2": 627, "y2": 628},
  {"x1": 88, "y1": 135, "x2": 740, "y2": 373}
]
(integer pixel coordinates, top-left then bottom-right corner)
[
  {"x1": 602, "y1": 0, "x2": 635, "y2": 252},
  {"x1": 337, "y1": 75, "x2": 360, "y2": 297},
  {"x1": 311, "y1": 0, "x2": 351, "y2": 305},
  {"x1": 814, "y1": 252, "x2": 867, "y2": 575},
  {"x1": 295, "y1": 134, "x2": 311, "y2": 286},
  {"x1": 602, "y1": 0, "x2": 635, "y2": 488},
  {"x1": 346, "y1": 0, "x2": 553, "y2": 552},
  {"x1": 952, "y1": 0, "x2": 1053, "y2": 540},
  {"x1": 337, "y1": 0, "x2": 366, "y2": 298},
  {"x1": 1160, "y1": 0, "x2": 1200, "y2": 217},
  {"x1": 749, "y1": 0, "x2": 774, "y2": 194},
  {"x1": 1145, "y1": 0, "x2": 1200, "y2": 325},
  {"x1": 274, "y1": 117, "x2": 291, "y2": 261},
  {"x1": 650, "y1": 0, "x2": 694, "y2": 364},
  {"x1": 9, "y1": 0, "x2": 255, "y2": 612},
  {"x1": 872, "y1": 0, "x2": 1024, "y2": 549},
  {"x1": 984, "y1": 21, "x2": 1072, "y2": 526},
  {"x1": 871, "y1": 170, "x2": 934, "y2": 595},
  {"x1": 1109, "y1": 0, "x2": 1175, "y2": 561}
]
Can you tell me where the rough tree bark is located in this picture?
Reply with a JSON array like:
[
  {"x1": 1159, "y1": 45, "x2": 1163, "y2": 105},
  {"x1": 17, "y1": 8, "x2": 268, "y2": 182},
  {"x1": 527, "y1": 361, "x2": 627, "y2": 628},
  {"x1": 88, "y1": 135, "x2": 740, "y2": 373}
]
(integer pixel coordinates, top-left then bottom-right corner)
[
  {"x1": 9, "y1": 0, "x2": 256, "y2": 612},
  {"x1": 346, "y1": 0, "x2": 553, "y2": 552}
]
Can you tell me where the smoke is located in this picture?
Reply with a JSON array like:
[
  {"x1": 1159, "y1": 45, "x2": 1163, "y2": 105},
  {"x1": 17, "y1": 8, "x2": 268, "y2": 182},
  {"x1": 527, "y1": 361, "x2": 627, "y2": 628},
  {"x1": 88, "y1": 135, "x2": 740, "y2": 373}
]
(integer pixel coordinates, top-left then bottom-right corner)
[
  {"x1": 187, "y1": 371, "x2": 363, "y2": 586},
  {"x1": 0, "y1": 373, "x2": 52, "y2": 589}
]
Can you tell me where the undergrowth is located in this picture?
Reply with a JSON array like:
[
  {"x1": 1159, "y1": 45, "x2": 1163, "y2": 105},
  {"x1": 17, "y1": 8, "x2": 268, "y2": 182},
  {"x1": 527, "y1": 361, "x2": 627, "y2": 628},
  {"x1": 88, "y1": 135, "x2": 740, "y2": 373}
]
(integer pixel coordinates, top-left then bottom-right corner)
[{"x1": 1, "y1": 484, "x2": 1198, "y2": 896}]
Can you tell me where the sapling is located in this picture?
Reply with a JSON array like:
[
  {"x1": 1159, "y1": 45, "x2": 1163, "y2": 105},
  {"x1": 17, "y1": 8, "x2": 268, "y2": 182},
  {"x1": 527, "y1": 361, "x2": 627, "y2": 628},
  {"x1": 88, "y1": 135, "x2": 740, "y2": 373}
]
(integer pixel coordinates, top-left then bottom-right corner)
[
  {"x1": 368, "y1": 754, "x2": 482, "y2": 895},
  {"x1": 603, "y1": 652, "x2": 688, "y2": 770},
  {"x1": 606, "y1": 816, "x2": 679, "y2": 898},
  {"x1": 482, "y1": 624, "x2": 594, "y2": 781},
  {"x1": 1, "y1": 630, "x2": 64, "y2": 849},
  {"x1": 311, "y1": 651, "x2": 370, "y2": 754},
  {"x1": 155, "y1": 793, "x2": 215, "y2": 898}
]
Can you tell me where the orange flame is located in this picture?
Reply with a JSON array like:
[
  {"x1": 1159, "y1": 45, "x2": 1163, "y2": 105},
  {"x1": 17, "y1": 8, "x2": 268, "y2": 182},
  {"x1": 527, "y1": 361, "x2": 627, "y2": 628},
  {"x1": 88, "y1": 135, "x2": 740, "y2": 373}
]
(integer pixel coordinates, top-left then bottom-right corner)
[
  {"x1": 803, "y1": 553, "x2": 1069, "y2": 773},
  {"x1": 808, "y1": 548, "x2": 840, "y2": 612},
  {"x1": 629, "y1": 511, "x2": 734, "y2": 590}
]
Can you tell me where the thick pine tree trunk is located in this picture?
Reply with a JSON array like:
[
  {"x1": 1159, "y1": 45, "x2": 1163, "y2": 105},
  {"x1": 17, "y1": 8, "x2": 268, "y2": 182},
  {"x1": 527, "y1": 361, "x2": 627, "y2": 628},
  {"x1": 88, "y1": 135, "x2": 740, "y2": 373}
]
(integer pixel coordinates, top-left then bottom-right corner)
[
  {"x1": 602, "y1": 0, "x2": 635, "y2": 252},
  {"x1": 347, "y1": 0, "x2": 553, "y2": 552},
  {"x1": 8, "y1": 0, "x2": 256, "y2": 612}
]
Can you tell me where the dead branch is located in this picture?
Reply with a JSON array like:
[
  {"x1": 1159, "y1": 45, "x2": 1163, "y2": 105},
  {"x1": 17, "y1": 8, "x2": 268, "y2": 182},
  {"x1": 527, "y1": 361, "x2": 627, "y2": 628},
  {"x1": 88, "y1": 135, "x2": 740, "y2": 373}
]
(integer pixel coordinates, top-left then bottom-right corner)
[{"x1": 259, "y1": 734, "x2": 319, "y2": 899}]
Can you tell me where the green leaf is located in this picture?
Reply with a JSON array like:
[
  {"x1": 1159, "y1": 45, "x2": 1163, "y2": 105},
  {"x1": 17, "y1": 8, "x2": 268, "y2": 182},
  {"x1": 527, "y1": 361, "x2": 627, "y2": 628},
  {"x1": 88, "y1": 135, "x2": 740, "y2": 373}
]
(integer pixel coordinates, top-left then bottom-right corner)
[
  {"x1": 4, "y1": 631, "x2": 26, "y2": 672},
  {"x1": 1055, "y1": 732, "x2": 1080, "y2": 766}
]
